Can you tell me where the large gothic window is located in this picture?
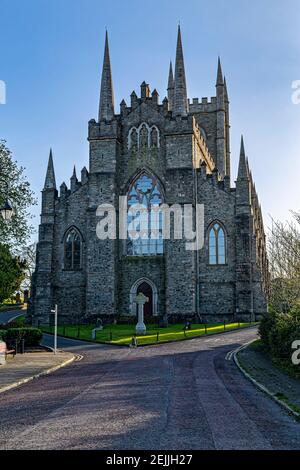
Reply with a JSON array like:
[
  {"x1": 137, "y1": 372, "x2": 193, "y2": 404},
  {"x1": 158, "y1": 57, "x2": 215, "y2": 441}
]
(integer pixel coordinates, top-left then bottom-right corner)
[
  {"x1": 208, "y1": 223, "x2": 226, "y2": 265},
  {"x1": 64, "y1": 228, "x2": 82, "y2": 270},
  {"x1": 127, "y1": 172, "x2": 164, "y2": 256}
]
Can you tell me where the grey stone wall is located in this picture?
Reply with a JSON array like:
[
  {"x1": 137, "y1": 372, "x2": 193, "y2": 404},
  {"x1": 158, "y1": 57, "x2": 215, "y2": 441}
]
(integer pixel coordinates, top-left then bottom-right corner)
[{"x1": 31, "y1": 83, "x2": 268, "y2": 325}]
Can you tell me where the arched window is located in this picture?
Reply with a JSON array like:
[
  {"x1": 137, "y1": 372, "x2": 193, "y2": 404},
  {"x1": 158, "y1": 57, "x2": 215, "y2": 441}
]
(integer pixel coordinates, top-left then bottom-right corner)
[
  {"x1": 139, "y1": 124, "x2": 148, "y2": 148},
  {"x1": 150, "y1": 126, "x2": 159, "y2": 148},
  {"x1": 64, "y1": 228, "x2": 82, "y2": 270},
  {"x1": 208, "y1": 223, "x2": 226, "y2": 265},
  {"x1": 127, "y1": 172, "x2": 164, "y2": 256},
  {"x1": 128, "y1": 127, "x2": 137, "y2": 150}
]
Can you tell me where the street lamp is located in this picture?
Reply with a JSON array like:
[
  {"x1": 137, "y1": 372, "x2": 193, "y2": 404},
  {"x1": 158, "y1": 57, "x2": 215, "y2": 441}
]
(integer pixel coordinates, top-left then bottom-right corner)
[
  {"x1": 0, "y1": 199, "x2": 13, "y2": 221},
  {"x1": 0, "y1": 177, "x2": 13, "y2": 221}
]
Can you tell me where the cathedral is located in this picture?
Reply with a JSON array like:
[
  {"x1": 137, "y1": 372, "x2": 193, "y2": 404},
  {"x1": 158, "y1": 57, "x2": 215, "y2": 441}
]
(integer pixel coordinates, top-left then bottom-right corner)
[{"x1": 30, "y1": 27, "x2": 269, "y2": 325}]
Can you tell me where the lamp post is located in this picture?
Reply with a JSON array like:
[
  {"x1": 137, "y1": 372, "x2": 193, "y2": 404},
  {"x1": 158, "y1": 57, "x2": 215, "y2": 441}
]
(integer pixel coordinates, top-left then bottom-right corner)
[
  {"x1": 0, "y1": 199, "x2": 13, "y2": 221},
  {"x1": 0, "y1": 178, "x2": 13, "y2": 221}
]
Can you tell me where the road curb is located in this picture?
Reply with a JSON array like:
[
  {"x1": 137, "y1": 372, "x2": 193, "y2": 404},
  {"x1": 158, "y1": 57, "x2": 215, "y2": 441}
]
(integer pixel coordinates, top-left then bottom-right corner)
[
  {"x1": 233, "y1": 343, "x2": 300, "y2": 420},
  {"x1": 0, "y1": 354, "x2": 76, "y2": 395}
]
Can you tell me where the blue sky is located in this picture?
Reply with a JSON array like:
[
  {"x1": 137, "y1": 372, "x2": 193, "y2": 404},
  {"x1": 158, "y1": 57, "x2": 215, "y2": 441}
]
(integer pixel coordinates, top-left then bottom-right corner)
[{"x1": 1, "y1": 0, "x2": 300, "y2": 242}]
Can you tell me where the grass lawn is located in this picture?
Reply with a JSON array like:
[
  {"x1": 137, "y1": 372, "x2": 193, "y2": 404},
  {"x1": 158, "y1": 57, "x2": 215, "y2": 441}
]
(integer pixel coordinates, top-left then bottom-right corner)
[
  {"x1": 41, "y1": 321, "x2": 254, "y2": 346},
  {"x1": 248, "y1": 340, "x2": 300, "y2": 382},
  {"x1": 0, "y1": 304, "x2": 24, "y2": 312}
]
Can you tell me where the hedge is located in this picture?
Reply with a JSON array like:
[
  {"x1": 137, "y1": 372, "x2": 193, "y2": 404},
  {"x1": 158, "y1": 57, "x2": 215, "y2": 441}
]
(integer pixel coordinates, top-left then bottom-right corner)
[
  {"x1": 0, "y1": 329, "x2": 7, "y2": 341},
  {"x1": 5, "y1": 328, "x2": 43, "y2": 347},
  {"x1": 259, "y1": 308, "x2": 300, "y2": 361}
]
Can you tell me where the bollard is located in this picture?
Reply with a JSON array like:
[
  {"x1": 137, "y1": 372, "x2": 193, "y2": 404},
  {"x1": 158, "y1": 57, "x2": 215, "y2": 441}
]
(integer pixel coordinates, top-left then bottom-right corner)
[
  {"x1": 15, "y1": 339, "x2": 18, "y2": 355},
  {"x1": 21, "y1": 339, "x2": 25, "y2": 354}
]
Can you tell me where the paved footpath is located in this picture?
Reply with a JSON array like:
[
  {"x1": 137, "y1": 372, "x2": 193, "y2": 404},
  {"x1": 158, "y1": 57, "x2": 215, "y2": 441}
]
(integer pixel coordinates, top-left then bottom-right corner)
[
  {"x1": 0, "y1": 328, "x2": 299, "y2": 450},
  {"x1": 0, "y1": 350, "x2": 75, "y2": 394}
]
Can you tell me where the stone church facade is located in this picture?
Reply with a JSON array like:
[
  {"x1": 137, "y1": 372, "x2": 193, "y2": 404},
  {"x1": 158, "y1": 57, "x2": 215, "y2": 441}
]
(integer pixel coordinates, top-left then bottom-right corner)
[{"x1": 30, "y1": 27, "x2": 269, "y2": 325}]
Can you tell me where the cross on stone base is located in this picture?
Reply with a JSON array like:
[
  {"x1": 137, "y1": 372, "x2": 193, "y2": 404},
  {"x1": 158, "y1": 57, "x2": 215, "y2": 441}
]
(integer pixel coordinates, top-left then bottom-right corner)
[{"x1": 135, "y1": 293, "x2": 149, "y2": 336}]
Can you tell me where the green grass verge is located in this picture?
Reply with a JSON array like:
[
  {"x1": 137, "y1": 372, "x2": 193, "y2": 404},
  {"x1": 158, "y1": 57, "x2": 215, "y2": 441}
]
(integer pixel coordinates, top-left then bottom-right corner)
[
  {"x1": 0, "y1": 304, "x2": 24, "y2": 312},
  {"x1": 248, "y1": 340, "x2": 300, "y2": 382},
  {"x1": 273, "y1": 393, "x2": 300, "y2": 415},
  {"x1": 41, "y1": 321, "x2": 254, "y2": 346}
]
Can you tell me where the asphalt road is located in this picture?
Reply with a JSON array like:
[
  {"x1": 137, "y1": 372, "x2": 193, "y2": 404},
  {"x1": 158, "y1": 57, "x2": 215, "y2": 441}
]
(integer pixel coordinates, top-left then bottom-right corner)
[{"x1": 0, "y1": 327, "x2": 299, "y2": 450}]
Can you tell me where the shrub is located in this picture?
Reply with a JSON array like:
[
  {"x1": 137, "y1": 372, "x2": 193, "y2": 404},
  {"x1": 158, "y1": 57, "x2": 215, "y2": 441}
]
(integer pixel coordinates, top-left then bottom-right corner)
[
  {"x1": 268, "y1": 314, "x2": 299, "y2": 360},
  {"x1": 6, "y1": 328, "x2": 42, "y2": 347},
  {"x1": 8, "y1": 316, "x2": 25, "y2": 328},
  {"x1": 258, "y1": 309, "x2": 277, "y2": 349},
  {"x1": 259, "y1": 308, "x2": 300, "y2": 363},
  {"x1": 0, "y1": 329, "x2": 7, "y2": 341}
]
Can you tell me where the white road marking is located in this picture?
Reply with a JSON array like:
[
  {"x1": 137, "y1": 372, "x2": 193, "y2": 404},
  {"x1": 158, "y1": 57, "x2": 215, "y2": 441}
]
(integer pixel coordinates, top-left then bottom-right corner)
[{"x1": 225, "y1": 341, "x2": 253, "y2": 361}]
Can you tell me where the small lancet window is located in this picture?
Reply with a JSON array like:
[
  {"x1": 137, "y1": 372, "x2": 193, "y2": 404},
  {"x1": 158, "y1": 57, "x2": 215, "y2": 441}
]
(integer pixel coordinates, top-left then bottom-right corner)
[
  {"x1": 208, "y1": 223, "x2": 226, "y2": 265},
  {"x1": 150, "y1": 127, "x2": 159, "y2": 148},
  {"x1": 139, "y1": 124, "x2": 148, "y2": 148},
  {"x1": 64, "y1": 228, "x2": 82, "y2": 270}
]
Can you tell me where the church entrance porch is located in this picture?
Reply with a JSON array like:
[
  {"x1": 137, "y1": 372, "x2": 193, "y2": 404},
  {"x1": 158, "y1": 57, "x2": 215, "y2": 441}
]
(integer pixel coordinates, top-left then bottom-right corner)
[{"x1": 129, "y1": 278, "x2": 158, "y2": 317}]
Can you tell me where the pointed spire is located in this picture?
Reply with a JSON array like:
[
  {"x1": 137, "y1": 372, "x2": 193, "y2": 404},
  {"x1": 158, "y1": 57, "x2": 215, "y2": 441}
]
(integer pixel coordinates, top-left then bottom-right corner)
[
  {"x1": 44, "y1": 148, "x2": 56, "y2": 190},
  {"x1": 224, "y1": 76, "x2": 229, "y2": 103},
  {"x1": 98, "y1": 30, "x2": 115, "y2": 122},
  {"x1": 60, "y1": 181, "x2": 68, "y2": 198},
  {"x1": 173, "y1": 26, "x2": 188, "y2": 116},
  {"x1": 72, "y1": 165, "x2": 77, "y2": 179},
  {"x1": 70, "y1": 165, "x2": 78, "y2": 193},
  {"x1": 216, "y1": 57, "x2": 224, "y2": 86},
  {"x1": 152, "y1": 88, "x2": 159, "y2": 105},
  {"x1": 168, "y1": 61, "x2": 174, "y2": 89},
  {"x1": 167, "y1": 61, "x2": 174, "y2": 111},
  {"x1": 237, "y1": 136, "x2": 249, "y2": 180}
]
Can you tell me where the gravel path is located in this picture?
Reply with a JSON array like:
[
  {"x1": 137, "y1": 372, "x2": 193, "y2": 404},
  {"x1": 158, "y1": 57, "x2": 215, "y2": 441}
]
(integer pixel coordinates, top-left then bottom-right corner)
[{"x1": 0, "y1": 328, "x2": 299, "y2": 450}]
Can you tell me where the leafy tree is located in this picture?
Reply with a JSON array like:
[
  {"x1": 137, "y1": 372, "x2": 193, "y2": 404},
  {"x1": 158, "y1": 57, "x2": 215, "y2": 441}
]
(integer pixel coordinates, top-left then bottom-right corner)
[
  {"x1": 0, "y1": 244, "x2": 26, "y2": 303},
  {"x1": 0, "y1": 140, "x2": 36, "y2": 247},
  {"x1": 268, "y1": 211, "x2": 300, "y2": 312},
  {"x1": 18, "y1": 242, "x2": 36, "y2": 291}
]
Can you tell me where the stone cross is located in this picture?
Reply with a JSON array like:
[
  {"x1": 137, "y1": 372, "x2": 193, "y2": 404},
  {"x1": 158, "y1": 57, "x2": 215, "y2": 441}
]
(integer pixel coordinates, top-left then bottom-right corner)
[{"x1": 135, "y1": 293, "x2": 149, "y2": 336}]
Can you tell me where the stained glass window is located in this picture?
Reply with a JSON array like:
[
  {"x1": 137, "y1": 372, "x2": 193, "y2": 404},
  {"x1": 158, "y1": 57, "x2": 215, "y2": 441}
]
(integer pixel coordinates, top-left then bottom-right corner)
[
  {"x1": 127, "y1": 173, "x2": 164, "y2": 256},
  {"x1": 208, "y1": 223, "x2": 226, "y2": 265}
]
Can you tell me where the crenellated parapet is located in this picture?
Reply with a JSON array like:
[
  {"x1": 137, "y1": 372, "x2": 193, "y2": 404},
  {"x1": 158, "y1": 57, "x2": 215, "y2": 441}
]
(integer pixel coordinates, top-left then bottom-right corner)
[{"x1": 188, "y1": 97, "x2": 218, "y2": 113}]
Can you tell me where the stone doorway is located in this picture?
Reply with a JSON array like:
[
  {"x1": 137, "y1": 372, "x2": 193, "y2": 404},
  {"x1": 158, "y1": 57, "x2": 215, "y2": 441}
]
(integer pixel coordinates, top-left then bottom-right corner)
[
  {"x1": 130, "y1": 278, "x2": 158, "y2": 317},
  {"x1": 136, "y1": 281, "x2": 153, "y2": 318}
]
